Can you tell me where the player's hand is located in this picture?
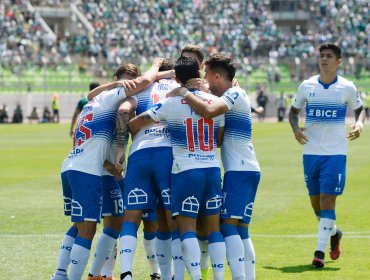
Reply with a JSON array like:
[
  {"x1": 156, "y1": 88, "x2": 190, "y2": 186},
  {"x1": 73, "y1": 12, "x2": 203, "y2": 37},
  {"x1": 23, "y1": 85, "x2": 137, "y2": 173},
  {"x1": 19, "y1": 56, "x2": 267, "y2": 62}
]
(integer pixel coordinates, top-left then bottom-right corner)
[
  {"x1": 168, "y1": 87, "x2": 187, "y2": 97},
  {"x1": 117, "y1": 79, "x2": 136, "y2": 91},
  {"x1": 255, "y1": 106, "x2": 264, "y2": 114},
  {"x1": 232, "y1": 78, "x2": 240, "y2": 87},
  {"x1": 293, "y1": 127, "x2": 308, "y2": 145},
  {"x1": 347, "y1": 123, "x2": 363, "y2": 141},
  {"x1": 104, "y1": 160, "x2": 122, "y2": 180},
  {"x1": 152, "y1": 57, "x2": 164, "y2": 67},
  {"x1": 185, "y1": 78, "x2": 209, "y2": 92}
]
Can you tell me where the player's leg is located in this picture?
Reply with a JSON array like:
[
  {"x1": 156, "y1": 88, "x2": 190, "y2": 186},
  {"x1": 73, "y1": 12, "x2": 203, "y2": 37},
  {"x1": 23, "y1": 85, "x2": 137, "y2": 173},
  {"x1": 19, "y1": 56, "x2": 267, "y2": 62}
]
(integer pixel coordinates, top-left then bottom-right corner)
[
  {"x1": 153, "y1": 147, "x2": 181, "y2": 280},
  {"x1": 120, "y1": 150, "x2": 157, "y2": 280},
  {"x1": 156, "y1": 209, "x2": 173, "y2": 280},
  {"x1": 142, "y1": 213, "x2": 161, "y2": 279},
  {"x1": 200, "y1": 167, "x2": 226, "y2": 280},
  {"x1": 68, "y1": 170, "x2": 103, "y2": 280},
  {"x1": 89, "y1": 176, "x2": 124, "y2": 278},
  {"x1": 51, "y1": 224, "x2": 78, "y2": 280},
  {"x1": 172, "y1": 169, "x2": 206, "y2": 280},
  {"x1": 195, "y1": 218, "x2": 209, "y2": 280},
  {"x1": 51, "y1": 172, "x2": 76, "y2": 280}
]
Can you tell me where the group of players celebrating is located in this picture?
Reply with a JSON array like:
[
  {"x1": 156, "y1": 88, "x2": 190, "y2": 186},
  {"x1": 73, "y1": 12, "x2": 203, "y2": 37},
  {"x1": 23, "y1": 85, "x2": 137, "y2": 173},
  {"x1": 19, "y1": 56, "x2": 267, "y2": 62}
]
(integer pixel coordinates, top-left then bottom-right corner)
[{"x1": 51, "y1": 43, "x2": 365, "y2": 280}]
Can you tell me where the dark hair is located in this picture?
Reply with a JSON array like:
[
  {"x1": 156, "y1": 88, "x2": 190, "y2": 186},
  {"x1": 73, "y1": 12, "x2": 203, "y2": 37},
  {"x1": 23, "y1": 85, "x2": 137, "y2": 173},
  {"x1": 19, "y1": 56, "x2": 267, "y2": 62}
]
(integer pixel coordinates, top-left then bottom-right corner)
[
  {"x1": 205, "y1": 53, "x2": 236, "y2": 81},
  {"x1": 175, "y1": 56, "x2": 200, "y2": 85},
  {"x1": 319, "y1": 43, "x2": 342, "y2": 59},
  {"x1": 89, "y1": 82, "x2": 100, "y2": 91},
  {"x1": 114, "y1": 63, "x2": 141, "y2": 79},
  {"x1": 159, "y1": 59, "x2": 175, "y2": 72},
  {"x1": 180, "y1": 45, "x2": 205, "y2": 63}
]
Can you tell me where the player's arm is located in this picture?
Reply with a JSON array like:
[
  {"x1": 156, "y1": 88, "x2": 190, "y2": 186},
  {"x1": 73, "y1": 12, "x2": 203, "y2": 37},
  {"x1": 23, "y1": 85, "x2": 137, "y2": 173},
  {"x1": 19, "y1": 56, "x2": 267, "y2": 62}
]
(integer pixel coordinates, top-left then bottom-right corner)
[
  {"x1": 103, "y1": 160, "x2": 123, "y2": 181},
  {"x1": 128, "y1": 112, "x2": 156, "y2": 135},
  {"x1": 124, "y1": 58, "x2": 164, "y2": 97},
  {"x1": 115, "y1": 97, "x2": 137, "y2": 170},
  {"x1": 175, "y1": 87, "x2": 228, "y2": 118},
  {"x1": 348, "y1": 106, "x2": 365, "y2": 141},
  {"x1": 87, "y1": 80, "x2": 137, "y2": 101},
  {"x1": 217, "y1": 125, "x2": 224, "y2": 147},
  {"x1": 69, "y1": 108, "x2": 81, "y2": 137},
  {"x1": 288, "y1": 106, "x2": 308, "y2": 145},
  {"x1": 156, "y1": 69, "x2": 175, "y2": 80}
]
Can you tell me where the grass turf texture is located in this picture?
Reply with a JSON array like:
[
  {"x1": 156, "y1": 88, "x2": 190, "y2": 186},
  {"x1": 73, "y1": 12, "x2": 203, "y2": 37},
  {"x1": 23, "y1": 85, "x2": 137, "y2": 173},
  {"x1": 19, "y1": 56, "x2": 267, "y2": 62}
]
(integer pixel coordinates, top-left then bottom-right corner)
[{"x1": 1, "y1": 122, "x2": 369, "y2": 279}]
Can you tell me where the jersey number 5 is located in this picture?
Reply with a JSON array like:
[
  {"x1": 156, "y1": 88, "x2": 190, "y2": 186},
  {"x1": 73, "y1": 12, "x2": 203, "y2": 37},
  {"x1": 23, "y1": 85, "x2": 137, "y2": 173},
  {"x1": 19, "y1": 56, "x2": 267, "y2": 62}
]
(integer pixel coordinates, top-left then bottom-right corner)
[
  {"x1": 184, "y1": 118, "x2": 214, "y2": 152},
  {"x1": 73, "y1": 113, "x2": 93, "y2": 149}
]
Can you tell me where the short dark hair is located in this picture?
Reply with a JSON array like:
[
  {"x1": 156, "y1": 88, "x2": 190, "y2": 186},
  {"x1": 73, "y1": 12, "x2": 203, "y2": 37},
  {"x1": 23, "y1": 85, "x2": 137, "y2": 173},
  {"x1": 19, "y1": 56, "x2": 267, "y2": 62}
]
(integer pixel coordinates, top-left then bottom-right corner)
[
  {"x1": 89, "y1": 82, "x2": 100, "y2": 91},
  {"x1": 159, "y1": 59, "x2": 175, "y2": 72},
  {"x1": 114, "y1": 63, "x2": 141, "y2": 79},
  {"x1": 319, "y1": 43, "x2": 342, "y2": 59},
  {"x1": 175, "y1": 56, "x2": 200, "y2": 85},
  {"x1": 180, "y1": 45, "x2": 204, "y2": 63},
  {"x1": 205, "y1": 53, "x2": 236, "y2": 81}
]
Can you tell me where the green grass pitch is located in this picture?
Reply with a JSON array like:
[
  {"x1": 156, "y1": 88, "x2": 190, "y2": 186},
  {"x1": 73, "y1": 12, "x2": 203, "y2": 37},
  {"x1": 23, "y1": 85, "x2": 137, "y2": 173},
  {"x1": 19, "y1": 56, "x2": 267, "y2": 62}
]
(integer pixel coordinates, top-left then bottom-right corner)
[{"x1": 1, "y1": 122, "x2": 370, "y2": 279}]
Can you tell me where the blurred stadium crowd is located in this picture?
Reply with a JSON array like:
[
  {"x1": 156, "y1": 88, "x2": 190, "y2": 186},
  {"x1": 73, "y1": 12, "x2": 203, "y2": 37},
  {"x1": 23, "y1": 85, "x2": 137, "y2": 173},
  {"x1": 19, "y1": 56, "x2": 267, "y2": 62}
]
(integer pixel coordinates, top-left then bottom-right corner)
[{"x1": 0, "y1": 0, "x2": 369, "y2": 74}]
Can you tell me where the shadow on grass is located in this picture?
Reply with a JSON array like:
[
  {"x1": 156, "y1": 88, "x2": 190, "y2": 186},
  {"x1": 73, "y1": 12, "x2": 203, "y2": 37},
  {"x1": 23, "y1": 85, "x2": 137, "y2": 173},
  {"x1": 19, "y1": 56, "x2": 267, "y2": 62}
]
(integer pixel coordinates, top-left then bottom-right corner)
[{"x1": 263, "y1": 262, "x2": 340, "y2": 273}]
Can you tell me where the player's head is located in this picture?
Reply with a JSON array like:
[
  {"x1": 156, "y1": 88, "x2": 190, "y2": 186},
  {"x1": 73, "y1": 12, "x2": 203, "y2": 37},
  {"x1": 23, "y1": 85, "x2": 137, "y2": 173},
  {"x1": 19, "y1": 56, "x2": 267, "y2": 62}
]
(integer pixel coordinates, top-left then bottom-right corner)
[
  {"x1": 114, "y1": 63, "x2": 141, "y2": 80},
  {"x1": 180, "y1": 44, "x2": 205, "y2": 69},
  {"x1": 174, "y1": 56, "x2": 200, "y2": 86},
  {"x1": 319, "y1": 44, "x2": 342, "y2": 73},
  {"x1": 204, "y1": 53, "x2": 236, "y2": 95},
  {"x1": 159, "y1": 59, "x2": 175, "y2": 71},
  {"x1": 89, "y1": 82, "x2": 100, "y2": 91}
]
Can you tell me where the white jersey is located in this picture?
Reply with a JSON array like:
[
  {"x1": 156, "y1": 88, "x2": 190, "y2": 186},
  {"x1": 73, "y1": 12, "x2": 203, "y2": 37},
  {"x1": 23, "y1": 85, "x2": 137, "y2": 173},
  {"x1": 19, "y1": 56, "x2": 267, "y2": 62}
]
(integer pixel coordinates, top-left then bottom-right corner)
[
  {"x1": 220, "y1": 87, "x2": 260, "y2": 172},
  {"x1": 129, "y1": 79, "x2": 180, "y2": 155},
  {"x1": 61, "y1": 87, "x2": 127, "y2": 176},
  {"x1": 148, "y1": 90, "x2": 225, "y2": 174},
  {"x1": 293, "y1": 75, "x2": 362, "y2": 155}
]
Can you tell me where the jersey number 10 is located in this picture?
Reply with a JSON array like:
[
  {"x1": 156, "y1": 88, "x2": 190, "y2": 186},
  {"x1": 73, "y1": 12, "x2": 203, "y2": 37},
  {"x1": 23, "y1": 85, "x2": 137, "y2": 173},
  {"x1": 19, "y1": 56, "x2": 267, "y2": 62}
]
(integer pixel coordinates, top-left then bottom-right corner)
[{"x1": 184, "y1": 117, "x2": 214, "y2": 152}]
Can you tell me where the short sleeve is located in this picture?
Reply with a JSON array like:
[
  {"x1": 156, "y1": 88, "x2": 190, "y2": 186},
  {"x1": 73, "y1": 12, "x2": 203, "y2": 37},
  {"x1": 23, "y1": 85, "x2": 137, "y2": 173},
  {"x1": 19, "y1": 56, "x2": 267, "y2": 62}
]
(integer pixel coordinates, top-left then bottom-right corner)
[
  {"x1": 292, "y1": 83, "x2": 307, "y2": 109},
  {"x1": 346, "y1": 82, "x2": 363, "y2": 110},
  {"x1": 220, "y1": 89, "x2": 240, "y2": 110},
  {"x1": 147, "y1": 97, "x2": 170, "y2": 122}
]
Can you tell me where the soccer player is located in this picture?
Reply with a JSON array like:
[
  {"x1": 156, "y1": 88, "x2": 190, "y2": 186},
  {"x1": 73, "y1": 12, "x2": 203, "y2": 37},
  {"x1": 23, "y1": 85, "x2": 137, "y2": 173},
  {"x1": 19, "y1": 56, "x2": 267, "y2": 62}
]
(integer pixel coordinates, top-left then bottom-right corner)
[
  {"x1": 69, "y1": 82, "x2": 100, "y2": 137},
  {"x1": 129, "y1": 56, "x2": 226, "y2": 280},
  {"x1": 288, "y1": 43, "x2": 365, "y2": 268},
  {"x1": 87, "y1": 64, "x2": 141, "y2": 280},
  {"x1": 53, "y1": 58, "x2": 163, "y2": 280},
  {"x1": 113, "y1": 59, "x2": 180, "y2": 280},
  {"x1": 174, "y1": 53, "x2": 261, "y2": 280}
]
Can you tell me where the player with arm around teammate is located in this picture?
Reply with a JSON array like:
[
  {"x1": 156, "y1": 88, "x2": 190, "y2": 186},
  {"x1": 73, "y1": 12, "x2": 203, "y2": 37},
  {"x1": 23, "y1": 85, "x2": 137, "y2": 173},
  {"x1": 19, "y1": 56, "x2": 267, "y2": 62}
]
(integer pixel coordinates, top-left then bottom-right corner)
[
  {"x1": 129, "y1": 56, "x2": 227, "y2": 280},
  {"x1": 52, "y1": 58, "x2": 163, "y2": 280},
  {"x1": 174, "y1": 53, "x2": 261, "y2": 280},
  {"x1": 288, "y1": 43, "x2": 365, "y2": 268}
]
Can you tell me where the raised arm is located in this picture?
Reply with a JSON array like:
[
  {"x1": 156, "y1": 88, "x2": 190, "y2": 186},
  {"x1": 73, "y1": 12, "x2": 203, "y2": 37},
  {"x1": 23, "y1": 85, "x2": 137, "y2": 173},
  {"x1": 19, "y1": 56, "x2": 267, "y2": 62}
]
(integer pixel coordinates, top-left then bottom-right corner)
[
  {"x1": 289, "y1": 106, "x2": 308, "y2": 145},
  {"x1": 125, "y1": 58, "x2": 164, "y2": 97},
  {"x1": 176, "y1": 87, "x2": 228, "y2": 118},
  {"x1": 87, "y1": 80, "x2": 135, "y2": 101}
]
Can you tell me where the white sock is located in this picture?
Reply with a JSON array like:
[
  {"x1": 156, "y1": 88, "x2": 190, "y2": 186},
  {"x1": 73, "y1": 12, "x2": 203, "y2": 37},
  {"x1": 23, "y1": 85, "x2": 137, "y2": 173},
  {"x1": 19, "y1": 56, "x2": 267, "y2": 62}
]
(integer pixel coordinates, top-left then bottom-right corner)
[
  {"x1": 89, "y1": 228, "x2": 118, "y2": 276},
  {"x1": 119, "y1": 222, "x2": 138, "y2": 274},
  {"x1": 317, "y1": 218, "x2": 335, "y2": 253},
  {"x1": 208, "y1": 232, "x2": 226, "y2": 280},
  {"x1": 172, "y1": 235, "x2": 185, "y2": 280},
  {"x1": 101, "y1": 242, "x2": 117, "y2": 277},
  {"x1": 119, "y1": 235, "x2": 137, "y2": 273},
  {"x1": 242, "y1": 238, "x2": 256, "y2": 280},
  {"x1": 198, "y1": 238, "x2": 209, "y2": 272},
  {"x1": 54, "y1": 232, "x2": 76, "y2": 277},
  {"x1": 224, "y1": 235, "x2": 245, "y2": 279},
  {"x1": 331, "y1": 224, "x2": 337, "y2": 236},
  {"x1": 156, "y1": 234, "x2": 172, "y2": 280},
  {"x1": 181, "y1": 232, "x2": 201, "y2": 280},
  {"x1": 69, "y1": 237, "x2": 91, "y2": 280},
  {"x1": 143, "y1": 232, "x2": 161, "y2": 275}
]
